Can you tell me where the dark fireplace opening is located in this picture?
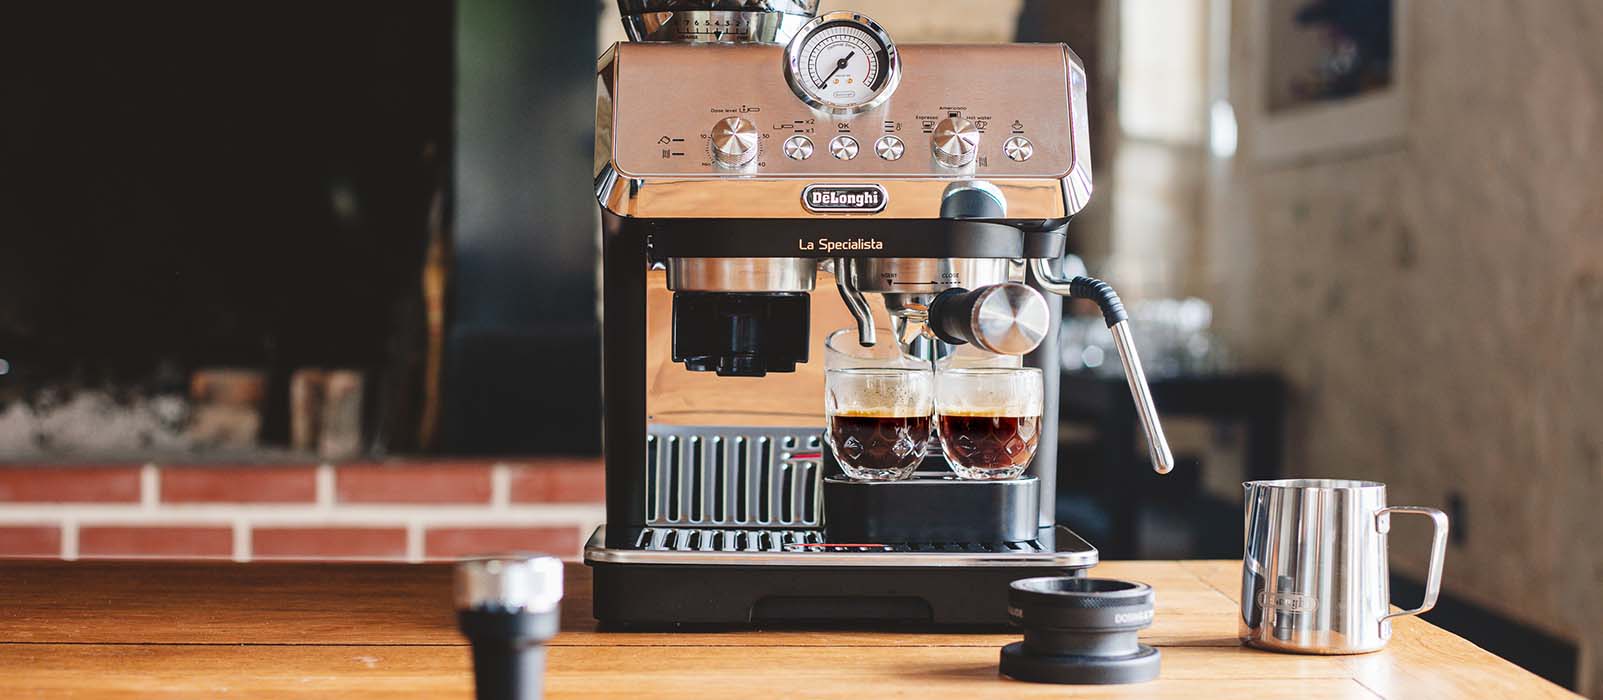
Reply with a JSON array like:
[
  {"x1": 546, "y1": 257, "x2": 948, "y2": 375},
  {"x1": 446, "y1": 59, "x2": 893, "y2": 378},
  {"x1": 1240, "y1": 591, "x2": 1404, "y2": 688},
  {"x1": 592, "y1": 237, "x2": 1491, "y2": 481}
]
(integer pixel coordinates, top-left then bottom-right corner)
[{"x1": 0, "y1": 3, "x2": 452, "y2": 461}]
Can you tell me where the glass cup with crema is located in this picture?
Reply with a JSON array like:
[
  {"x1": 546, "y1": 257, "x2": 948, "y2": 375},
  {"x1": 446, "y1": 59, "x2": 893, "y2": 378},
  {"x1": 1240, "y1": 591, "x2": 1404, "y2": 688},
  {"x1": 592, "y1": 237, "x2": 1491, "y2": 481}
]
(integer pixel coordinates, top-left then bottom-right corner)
[
  {"x1": 934, "y1": 367, "x2": 1043, "y2": 480},
  {"x1": 825, "y1": 367, "x2": 934, "y2": 481}
]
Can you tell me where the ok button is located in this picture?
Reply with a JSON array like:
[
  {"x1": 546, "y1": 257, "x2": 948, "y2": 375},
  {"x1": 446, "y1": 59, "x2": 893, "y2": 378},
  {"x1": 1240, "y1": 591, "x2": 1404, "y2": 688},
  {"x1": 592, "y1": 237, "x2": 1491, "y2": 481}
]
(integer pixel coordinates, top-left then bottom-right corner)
[{"x1": 829, "y1": 135, "x2": 859, "y2": 160}]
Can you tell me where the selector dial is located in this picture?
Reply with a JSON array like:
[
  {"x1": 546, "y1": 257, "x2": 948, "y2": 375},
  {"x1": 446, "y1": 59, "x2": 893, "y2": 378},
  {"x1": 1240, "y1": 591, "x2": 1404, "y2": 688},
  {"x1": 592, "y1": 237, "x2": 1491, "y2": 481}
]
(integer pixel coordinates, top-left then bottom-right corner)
[
  {"x1": 710, "y1": 116, "x2": 760, "y2": 167},
  {"x1": 932, "y1": 117, "x2": 980, "y2": 167}
]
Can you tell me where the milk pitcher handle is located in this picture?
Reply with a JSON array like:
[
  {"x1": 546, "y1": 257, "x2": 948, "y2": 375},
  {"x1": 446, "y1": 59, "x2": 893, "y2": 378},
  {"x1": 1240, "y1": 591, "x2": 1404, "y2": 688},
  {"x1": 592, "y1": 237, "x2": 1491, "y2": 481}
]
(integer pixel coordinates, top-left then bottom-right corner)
[{"x1": 1376, "y1": 506, "x2": 1450, "y2": 624}]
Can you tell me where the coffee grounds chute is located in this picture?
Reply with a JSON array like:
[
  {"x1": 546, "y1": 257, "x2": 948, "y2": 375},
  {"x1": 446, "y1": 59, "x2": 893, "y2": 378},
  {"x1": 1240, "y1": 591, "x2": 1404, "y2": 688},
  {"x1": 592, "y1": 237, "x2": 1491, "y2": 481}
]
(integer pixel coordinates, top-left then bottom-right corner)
[{"x1": 586, "y1": 0, "x2": 1173, "y2": 626}]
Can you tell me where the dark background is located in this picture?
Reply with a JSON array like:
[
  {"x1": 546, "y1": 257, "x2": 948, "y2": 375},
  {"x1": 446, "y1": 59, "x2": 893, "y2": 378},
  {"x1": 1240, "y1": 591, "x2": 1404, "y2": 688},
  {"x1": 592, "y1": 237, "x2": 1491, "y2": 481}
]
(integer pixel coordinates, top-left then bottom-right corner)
[{"x1": 0, "y1": 1, "x2": 600, "y2": 455}]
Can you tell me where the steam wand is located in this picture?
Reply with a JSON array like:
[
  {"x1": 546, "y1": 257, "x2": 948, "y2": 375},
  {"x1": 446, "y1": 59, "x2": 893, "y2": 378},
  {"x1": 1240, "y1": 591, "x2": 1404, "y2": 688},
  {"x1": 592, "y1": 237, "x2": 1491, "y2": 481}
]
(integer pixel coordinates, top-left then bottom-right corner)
[{"x1": 1030, "y1": 259, "x2": 1175, "y2": 475}]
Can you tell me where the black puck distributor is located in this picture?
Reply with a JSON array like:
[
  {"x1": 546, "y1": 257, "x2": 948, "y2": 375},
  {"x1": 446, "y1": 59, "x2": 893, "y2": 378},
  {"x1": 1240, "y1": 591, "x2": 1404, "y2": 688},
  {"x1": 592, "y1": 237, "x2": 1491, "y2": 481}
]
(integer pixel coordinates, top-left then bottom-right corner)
[{"x1": 999, "y1": 577, "x2": 1160, "y2": 685}]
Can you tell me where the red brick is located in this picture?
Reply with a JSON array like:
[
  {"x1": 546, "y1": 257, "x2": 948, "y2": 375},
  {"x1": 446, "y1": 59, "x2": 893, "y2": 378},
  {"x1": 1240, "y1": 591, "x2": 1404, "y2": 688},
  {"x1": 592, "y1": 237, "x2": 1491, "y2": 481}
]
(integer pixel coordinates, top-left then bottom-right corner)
[
  {"x1": 0, "y1": 466, "x2": 142, "y2": 502},
  {"x1": 508, "y1": 458, "x2": 604, "y2": 504},
  {"x1": 335, "y1": 462, "x2": 493, "y2": 504},
  {"x1": 253, "y1": 527, "x2": 407, "y2": 560},
  {"x1": 0, "y1": 526, "x2": 61, "y2": 557},
  {"x1": 423, "y1": 526, "x2": 581, "y2": 560},
  {"x1": 78, "y1": 526, "x2": 233, "y2": 558},
  {"x1": 160, "y1": 466, "x2": 317, "y2": 503}
]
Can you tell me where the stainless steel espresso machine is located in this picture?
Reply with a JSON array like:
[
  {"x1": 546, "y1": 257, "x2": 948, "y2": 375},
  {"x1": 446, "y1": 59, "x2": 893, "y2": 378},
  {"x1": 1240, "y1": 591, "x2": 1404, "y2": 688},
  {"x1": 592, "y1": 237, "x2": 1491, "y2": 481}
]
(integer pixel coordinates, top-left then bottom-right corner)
[{"x1": 585, "y1": 0, "x2": 1173, "y2": 626}]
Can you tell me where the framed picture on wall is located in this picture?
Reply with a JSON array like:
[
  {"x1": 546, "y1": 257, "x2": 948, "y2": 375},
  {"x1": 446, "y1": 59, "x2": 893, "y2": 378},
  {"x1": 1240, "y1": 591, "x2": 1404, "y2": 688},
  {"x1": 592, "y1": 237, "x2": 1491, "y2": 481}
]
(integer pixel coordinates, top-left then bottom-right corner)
[{"x1": 1250, "y1": 0, "x2": 1407, "y2": 162}]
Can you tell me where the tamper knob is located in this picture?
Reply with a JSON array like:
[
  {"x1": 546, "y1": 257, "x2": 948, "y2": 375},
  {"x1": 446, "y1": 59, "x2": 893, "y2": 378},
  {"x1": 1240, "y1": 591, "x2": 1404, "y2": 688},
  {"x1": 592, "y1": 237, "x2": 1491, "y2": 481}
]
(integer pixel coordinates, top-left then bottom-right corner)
[
  {"x1": 710, "y1": 116, "x2": 760, "y2": 168},
  {"x1": 455, "y1": 555, "x2": 564, "y2": 700},
  {"x1": 927, "y1": 283, "x2": 1049, "y2": 355},
  {"x1": 931, "y1": 116, "x2": 980, "y2": 167}
]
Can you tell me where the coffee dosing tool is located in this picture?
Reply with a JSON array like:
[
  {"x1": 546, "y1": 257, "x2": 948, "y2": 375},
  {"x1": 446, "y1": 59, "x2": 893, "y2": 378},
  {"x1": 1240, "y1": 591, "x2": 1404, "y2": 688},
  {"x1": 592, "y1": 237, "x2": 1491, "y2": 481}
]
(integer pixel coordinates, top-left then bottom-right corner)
[
  {"x1": 1000, "y1": 577, "x2": 1160, "y2": 684},
  {"x1": 455, "y1": 555, "x2": 564, "y2": 700}
]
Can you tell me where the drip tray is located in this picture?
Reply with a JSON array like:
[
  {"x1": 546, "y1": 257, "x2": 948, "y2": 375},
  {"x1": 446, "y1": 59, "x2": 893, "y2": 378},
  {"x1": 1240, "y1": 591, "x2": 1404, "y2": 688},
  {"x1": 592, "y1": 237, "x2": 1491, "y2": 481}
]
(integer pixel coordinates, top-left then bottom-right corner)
[
  {"x1": 586, "y1": 525, "x2": 1099, "y2": 626},
  {"x1": 585, "y1": 525, "x2": 1095, "y2": 568}
]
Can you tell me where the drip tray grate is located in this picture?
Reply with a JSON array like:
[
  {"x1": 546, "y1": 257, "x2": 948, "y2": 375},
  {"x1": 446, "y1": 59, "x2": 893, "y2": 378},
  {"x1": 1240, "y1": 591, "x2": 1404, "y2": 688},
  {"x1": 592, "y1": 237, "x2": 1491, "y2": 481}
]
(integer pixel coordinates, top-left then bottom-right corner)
[
  {"x1": 635, "y1": 527, "x2": 822, "y2": 552},
  {"x1": 632, "y1": 527, "x2": 1046, "y2": 554}
]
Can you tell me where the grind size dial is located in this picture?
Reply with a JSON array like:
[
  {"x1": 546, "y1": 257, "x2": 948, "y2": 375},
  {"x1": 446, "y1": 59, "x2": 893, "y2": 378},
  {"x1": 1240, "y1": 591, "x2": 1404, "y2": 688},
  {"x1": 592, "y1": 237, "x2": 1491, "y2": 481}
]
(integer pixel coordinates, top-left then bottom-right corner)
[{"x1": 782, "y1": 11, "x2": 899, "y2": 115}]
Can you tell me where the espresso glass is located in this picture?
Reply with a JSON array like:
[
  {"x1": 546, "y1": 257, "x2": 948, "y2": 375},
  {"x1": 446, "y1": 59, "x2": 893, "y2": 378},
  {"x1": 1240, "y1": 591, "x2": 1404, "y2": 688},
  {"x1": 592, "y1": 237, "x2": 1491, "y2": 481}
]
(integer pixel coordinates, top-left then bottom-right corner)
[
  {"x1": 824, "y1": 327, "x2": 919, "y2": 371},
  {"x1": 935, "y1": 367, "x2": 1043, "y2": 480},
  {"x1": 825, "y1": 367, "x2": 933, "y2": 481}
]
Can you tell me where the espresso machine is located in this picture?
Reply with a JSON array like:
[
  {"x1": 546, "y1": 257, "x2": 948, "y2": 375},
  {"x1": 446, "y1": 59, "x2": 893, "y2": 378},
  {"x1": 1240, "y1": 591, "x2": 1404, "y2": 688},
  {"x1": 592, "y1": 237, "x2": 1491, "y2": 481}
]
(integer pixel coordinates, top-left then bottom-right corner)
[{"x1": 585, "y1": 0, "x2": 1173, "y2": 626}]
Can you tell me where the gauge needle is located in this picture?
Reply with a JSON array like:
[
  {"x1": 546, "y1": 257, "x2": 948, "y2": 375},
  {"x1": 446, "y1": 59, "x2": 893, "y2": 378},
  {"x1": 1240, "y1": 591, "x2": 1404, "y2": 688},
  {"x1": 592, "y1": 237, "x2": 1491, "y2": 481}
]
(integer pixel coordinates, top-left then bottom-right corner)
[{"x1": 816, "y1": 51, "x2": 855, "y2": 89}]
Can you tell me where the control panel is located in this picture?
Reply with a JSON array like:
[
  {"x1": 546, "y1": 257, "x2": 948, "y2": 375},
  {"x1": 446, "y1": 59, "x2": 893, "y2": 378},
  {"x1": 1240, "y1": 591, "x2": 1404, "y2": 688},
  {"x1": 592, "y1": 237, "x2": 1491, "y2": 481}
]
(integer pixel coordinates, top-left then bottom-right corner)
[{"x1": 606, "y1": 42, "x2": 1082, "y2": 180}]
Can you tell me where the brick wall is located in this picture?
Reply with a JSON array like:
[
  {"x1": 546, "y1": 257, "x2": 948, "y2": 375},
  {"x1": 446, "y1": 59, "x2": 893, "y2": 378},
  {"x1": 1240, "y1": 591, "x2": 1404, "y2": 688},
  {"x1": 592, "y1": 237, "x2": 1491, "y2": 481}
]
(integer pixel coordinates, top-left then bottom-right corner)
[{"x1": 0, "y1": 460, "x2": 603, "y2": 561}]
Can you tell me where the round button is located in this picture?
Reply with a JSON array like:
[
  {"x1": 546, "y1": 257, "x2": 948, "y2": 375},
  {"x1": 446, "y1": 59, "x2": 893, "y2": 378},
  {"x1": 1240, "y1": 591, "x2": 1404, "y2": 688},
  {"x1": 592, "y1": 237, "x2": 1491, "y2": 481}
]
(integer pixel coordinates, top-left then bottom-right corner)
[
  {"x1": 932, "y1": 117, "x2": 980, "y2": 167},
  {"x1": 829, "y1": 135, "x2": 859, "y2": 160},
  {"x1": 782, "y1": 135, "x2": 814, "y2": 160},
  {"x1": 1003, "y1": 136, "x2": 1034, "y2": 162},
  {"x1": 874, "y1": 135, "x2": 905, "y2": 161},
  {"x1": 710, "y1": 116, "x2": 759, "y2": 168}
]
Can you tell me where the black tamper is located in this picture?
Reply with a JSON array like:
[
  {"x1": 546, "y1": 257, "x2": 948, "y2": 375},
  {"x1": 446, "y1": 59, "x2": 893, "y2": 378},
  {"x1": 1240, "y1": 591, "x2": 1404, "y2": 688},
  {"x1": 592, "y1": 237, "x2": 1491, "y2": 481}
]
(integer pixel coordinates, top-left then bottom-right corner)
[
  {"x1": 455, "y1": 555, "x2": 564, "y2": 700},
  {"x1": 999, "y1": 577, "x2": 1160, "y2": 685}
]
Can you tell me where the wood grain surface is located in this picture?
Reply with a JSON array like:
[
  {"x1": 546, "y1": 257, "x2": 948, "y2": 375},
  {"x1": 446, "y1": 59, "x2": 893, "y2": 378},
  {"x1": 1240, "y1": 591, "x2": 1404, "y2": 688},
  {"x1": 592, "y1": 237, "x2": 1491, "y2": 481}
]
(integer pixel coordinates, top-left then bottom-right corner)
[{"x1": 0, "y1": 560, "x2": 1575, "y2": 699}]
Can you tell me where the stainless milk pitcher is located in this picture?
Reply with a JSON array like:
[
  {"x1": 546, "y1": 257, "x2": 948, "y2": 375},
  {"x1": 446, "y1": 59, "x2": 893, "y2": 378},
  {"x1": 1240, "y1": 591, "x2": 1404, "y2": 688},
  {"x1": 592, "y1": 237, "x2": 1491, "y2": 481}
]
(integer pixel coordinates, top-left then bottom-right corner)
[{"x1": 1240, "y1": 479, "x2": 1448, "y2": 654}]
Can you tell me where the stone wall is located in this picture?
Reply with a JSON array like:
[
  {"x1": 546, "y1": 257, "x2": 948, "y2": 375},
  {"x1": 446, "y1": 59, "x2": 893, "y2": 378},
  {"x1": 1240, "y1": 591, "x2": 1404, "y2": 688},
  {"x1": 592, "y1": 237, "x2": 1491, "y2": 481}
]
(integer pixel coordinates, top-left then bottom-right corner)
[{"x1": 1202, "y1": 1, "x2": 1603, "y2": 694}]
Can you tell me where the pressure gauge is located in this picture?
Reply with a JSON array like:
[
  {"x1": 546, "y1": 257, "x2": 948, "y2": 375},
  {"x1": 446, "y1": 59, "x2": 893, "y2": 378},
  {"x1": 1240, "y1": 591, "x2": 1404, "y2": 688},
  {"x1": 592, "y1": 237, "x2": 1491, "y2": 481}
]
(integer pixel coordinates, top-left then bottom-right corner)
[{"x1": 783, "y1": 11, "x2": 899, "y2": 115}]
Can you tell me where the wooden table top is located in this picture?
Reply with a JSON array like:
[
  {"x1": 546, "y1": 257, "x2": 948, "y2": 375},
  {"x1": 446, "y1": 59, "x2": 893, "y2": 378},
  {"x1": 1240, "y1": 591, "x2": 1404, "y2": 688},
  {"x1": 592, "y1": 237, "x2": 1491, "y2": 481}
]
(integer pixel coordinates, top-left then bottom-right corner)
[{"x1": 0, "y1": 559, "x2": 1575, "y2": 699}]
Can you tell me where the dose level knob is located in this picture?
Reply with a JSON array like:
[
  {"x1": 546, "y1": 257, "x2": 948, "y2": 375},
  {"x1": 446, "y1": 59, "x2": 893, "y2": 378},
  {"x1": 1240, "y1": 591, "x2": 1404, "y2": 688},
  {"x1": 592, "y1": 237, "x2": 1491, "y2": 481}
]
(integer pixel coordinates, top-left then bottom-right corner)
[
  {"x1": 931, "y1": 116, "x2": 980, "y2": 167},
  {"x1": 710, "y1": 116, "x2": 760, "y2": 168}
]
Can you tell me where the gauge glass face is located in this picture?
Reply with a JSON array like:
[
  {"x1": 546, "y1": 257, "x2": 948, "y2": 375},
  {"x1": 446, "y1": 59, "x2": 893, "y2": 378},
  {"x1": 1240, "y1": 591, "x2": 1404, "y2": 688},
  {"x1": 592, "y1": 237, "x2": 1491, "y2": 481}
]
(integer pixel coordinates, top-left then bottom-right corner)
[{"x1": 789, "y1": 19, "x2": 895, "y2": 112}]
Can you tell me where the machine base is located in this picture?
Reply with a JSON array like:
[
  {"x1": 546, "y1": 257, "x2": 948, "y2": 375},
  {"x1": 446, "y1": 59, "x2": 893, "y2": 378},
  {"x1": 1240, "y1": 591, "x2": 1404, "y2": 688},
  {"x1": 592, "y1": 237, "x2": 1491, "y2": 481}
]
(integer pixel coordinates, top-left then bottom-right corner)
[{"x1": 584, "y1": 525, "x2": 1097, "y2": 628}]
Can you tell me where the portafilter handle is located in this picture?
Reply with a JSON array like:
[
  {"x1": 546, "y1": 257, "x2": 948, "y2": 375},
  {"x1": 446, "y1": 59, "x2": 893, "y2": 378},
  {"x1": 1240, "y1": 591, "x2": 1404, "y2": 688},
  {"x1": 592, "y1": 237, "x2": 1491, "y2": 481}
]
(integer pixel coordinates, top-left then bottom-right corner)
[
  {"x1": 926, "y1": 283, "x2": 1050, "y2": 356},
  {"x1": 1029, "y1": 259, "x2": 1175, "y2": 475}
]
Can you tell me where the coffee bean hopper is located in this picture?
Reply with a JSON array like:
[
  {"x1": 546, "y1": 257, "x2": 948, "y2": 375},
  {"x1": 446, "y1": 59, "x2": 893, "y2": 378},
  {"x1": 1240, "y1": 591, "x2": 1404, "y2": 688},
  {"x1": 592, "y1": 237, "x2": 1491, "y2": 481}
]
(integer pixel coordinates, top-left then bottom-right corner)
[{"x1": 585, "y1": 0, "x2": 1173, "y2": 626}]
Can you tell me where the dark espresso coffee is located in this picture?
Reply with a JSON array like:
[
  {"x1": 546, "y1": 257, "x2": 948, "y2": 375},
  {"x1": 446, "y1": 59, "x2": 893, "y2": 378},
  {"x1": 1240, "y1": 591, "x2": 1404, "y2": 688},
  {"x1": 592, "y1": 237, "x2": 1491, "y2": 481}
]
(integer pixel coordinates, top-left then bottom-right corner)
[
  {"x1": 937, "y1": 413, "x2": 1040, "y2": 479},
  {"x1": 827, "y1": 412, "x2": 932, "y2": 480}
]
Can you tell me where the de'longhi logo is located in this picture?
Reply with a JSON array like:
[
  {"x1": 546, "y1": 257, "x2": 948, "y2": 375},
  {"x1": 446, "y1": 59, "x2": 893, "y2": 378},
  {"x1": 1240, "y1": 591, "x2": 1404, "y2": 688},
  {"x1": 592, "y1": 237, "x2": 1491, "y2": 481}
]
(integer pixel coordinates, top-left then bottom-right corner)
[{"x1": 802, "y1": 184, "x2": 887, "y2": 213}]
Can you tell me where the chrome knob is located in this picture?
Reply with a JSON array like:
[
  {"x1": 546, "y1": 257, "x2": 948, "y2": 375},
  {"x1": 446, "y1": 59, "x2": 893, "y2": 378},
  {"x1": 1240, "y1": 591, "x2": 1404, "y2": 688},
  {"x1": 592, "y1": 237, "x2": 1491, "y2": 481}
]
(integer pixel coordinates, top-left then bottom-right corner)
[
  {"x1": 782, "y1": 135, "x2": 813, "y2": 160},
  {"x1": 710, "y1": 116, "x2": 760, "y2": 167},
  {"x1": 874, "y1": 135, "x2": 905, "y2": 161},
  {"x1": 931, "y1": 116, "x2": 980, "y2": 167},
  {"x1": 1003, "y1": 135, "x2": 1034, "y2": 162},
  {"x1": 828, "y1": 135, "x2": 859, "y2": 160},
  {"x1": 455, "y1": 555, "x2": 564, "y2": 613}
]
